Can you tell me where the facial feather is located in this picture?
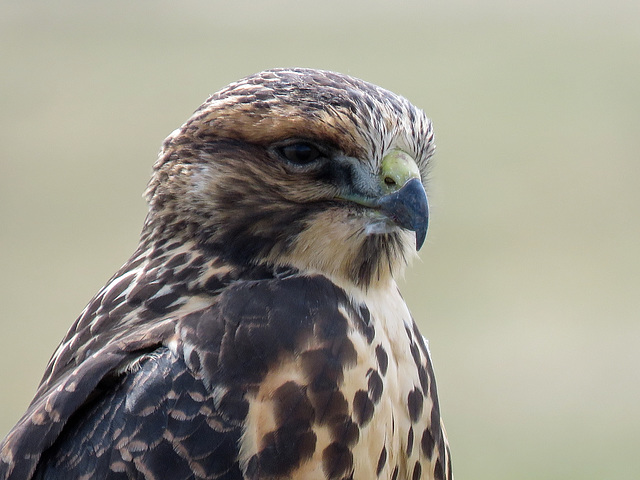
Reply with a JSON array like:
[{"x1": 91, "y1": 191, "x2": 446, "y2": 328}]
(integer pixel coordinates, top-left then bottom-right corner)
[{"x1": 143, "y1": 68, "x2": 434, "y2": 288}]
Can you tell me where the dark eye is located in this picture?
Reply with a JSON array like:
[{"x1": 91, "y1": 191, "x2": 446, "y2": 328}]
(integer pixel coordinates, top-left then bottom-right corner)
[{"x1": 278, "y1": 142, "x2": 323, "y2": 165}]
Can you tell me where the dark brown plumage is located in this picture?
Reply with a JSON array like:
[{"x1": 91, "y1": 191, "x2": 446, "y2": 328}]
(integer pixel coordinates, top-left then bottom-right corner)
[{"x1": 0, "y1": 68, "x2": 452, "y2": 480}]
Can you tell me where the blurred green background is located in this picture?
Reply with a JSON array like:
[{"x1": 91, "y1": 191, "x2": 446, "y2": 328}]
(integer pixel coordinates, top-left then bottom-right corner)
[{"x1": 1, "y1": 1, "x2": 639, "y2": 478}]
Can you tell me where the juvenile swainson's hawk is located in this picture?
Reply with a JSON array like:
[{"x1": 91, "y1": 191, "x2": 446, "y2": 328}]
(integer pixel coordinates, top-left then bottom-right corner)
[{"x1": 0, "y1": 68, "x2": 452, "y2": 480}]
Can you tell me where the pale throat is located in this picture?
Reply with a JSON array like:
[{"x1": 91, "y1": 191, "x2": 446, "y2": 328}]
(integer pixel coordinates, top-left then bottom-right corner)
[{"x1": 261, "y1": 213, "x2": 416, "y2": 294}]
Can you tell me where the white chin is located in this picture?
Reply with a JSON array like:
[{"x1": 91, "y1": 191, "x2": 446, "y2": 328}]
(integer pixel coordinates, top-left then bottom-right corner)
[{"x1": 363, "y1": 218, "x2": 399, "y2": 236}]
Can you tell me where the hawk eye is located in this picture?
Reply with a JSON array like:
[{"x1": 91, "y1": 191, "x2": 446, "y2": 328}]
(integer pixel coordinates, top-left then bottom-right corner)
[{"x1": 278, "y1": 142, "x2": 322, "y2": 165}]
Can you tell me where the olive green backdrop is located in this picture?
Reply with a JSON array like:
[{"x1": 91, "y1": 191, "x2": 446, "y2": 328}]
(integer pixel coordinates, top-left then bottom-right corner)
[{"x1": 1, "y1": 1, "x2": 639, "y2": 478}]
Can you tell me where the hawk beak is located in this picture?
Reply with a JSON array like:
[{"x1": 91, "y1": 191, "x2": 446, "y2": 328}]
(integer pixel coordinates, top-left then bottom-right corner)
[
  {"x1": 376, "y1": 177, "x2": 429, "y2": 250},
  {"x1": 376, "y1": 149, "x2": 429, "y2": 250}
]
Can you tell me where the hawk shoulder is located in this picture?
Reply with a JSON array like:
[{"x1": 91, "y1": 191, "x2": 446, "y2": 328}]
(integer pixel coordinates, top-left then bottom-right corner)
[{"x1": 3, "y1": 274, "x2": 450, "y2": 479}]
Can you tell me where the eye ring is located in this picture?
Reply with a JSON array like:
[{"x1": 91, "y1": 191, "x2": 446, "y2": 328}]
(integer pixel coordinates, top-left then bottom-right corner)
[{"x1": 277, "y1": 142, "x2": 323, "y2": 165}]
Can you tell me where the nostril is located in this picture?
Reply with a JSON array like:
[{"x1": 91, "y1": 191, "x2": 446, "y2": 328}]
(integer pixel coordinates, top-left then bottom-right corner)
[{"x1": 384, "y1": 177, "x2": 396, "y2": 186}]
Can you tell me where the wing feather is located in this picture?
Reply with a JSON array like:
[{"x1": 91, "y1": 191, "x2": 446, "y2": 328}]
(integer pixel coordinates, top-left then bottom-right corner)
[
  {"x1": 33, "y1": 347, "x2": 242, "y2": 480},
  {"x1": 1, "y1": 275, "x2": 353, "y2": 480}
]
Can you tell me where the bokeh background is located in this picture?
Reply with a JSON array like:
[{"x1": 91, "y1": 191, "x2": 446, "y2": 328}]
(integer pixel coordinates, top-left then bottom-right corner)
[{"x1": 1, "y1": 1, "x2": 639, "y2": 478}]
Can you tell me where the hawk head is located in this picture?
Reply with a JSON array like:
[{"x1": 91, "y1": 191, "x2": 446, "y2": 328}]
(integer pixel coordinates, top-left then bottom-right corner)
[{"x1": 144, "y1": 68, "x2": 434, "y2": 289}]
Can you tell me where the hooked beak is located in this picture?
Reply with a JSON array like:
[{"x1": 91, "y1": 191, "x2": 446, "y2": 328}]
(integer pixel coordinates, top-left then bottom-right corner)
[
  {"x1": 339, "y1": 149, "x2": 430, "y2": 250},
  {"x1": 373, "y1": 149, "x2": 429, "y2": 250},
  {"x1": 375, "y1": 177, "x2": 429, "y2": 250}
]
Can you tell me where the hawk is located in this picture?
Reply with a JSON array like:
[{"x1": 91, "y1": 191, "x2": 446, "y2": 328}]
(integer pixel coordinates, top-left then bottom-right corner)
[{"x1": 0, "y1": 68, "x2": 452, "y2": 480}]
